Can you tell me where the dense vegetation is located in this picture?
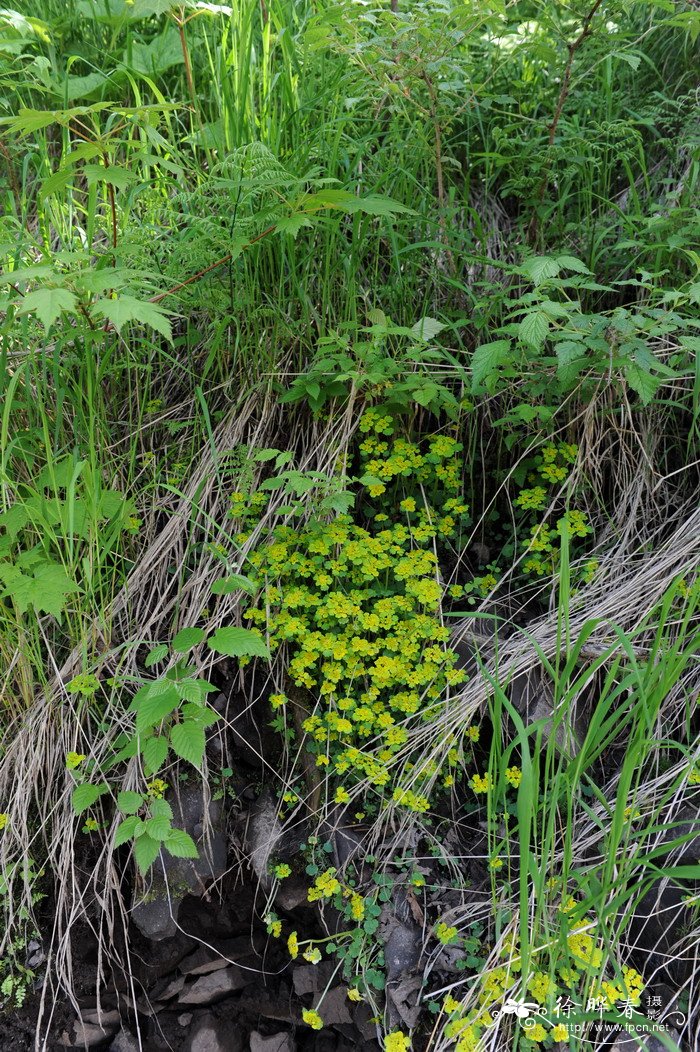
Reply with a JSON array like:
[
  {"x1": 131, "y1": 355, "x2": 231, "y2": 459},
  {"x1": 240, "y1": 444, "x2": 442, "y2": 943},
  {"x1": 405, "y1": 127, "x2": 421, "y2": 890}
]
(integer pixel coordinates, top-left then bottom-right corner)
[{"x1": 0, "y1": 0, "x2": 699, "y2": 1049}]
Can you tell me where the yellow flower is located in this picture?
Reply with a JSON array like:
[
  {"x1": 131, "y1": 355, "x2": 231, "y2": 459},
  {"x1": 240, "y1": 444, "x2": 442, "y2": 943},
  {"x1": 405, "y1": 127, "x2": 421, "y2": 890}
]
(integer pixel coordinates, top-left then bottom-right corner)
[
  {"x1": 466, "y1": 725, "x2": 479, "y2": 742},
  {"x1": 303, "y1": 946, "x2": 322, "y2": 964},
  {"x1": 505, "y1": 766, "x2": 522, "y2": 788},
  {"x1": 385, "y1": 1032, "x2": 410, "y2": 1052},
  {"x1": 552, "y1": 1024, "x2": 569, "y2": 1040},
  {"x1": 273, "y1": 863, "x2": 291, "y2": 879},
  {"x1": 436, "y1": 921, "x2": 459, "y2": 945},
  {"x1": 66, "y1": 752, "x2": 86, "y2": 770},
  {"x1": 470, "y1": 772, "x2": 490, "y2": 793},
  {"x1": 334, "y1": 787, "x2": 350, "y2": 803},
  {"x1": 288, "y1": 932, "x2": 299, "y2": 959},
  {"x1": 443, "y1": 994, "x2": 462, "y2": 1013},
  {"x1": 302, "y1": 1009, "x2": 323, "y2": 1030},
  {"x1": 527, "y1": 1023, "x2": 547, "y2": 1042},
  {"x1": 347, "y1": 987, "x2": 362, "y2": 1002}
]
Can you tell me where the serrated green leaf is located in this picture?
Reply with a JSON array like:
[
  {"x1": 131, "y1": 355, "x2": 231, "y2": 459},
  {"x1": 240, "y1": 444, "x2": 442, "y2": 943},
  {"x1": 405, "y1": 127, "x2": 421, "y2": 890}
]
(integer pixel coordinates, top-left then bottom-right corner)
[
  {"x1": 142, "y1": 735, "x2": 169, "y2": 778},
  {"x1": 133, "y1": 833, "x2": 162, "y2": 874},
  {"x1": 175, "y1": 679, "x2": 205, "y2": 703},
  {"x1": 172, "y1": 627, "x2": 206, "y2": 653},
  {"x1": 208, "y1": 626, "x2": 269, "y2": 659},
  {"x1": 144, "y1": 814, "x2": 172, "y2": 840},
  {"x1": 148, "y1": 798, "x2": 173, "y2": 821},
  {"x1": 555, "y1": 255, "x2": 592, "y2": 275},
  {"x1": 519, "y1": 311, "x2": 549, "y2": 350},
  {"x1": 519, "y1": 256, "x2": 560, "y2": 285},
  {"x1": 0, "y1": 560, "x2": 80, "y2": 617},
  {"x1": 410, "y1": 316, "x2": 446, "y2": 342},
  {"x1": 211, "y1": 574, "x2": 257, "y2": 596},
  {"x1": 170, "y1": 720, "x2": 206, "y2": 767},
  {"x1": 117, "y1": 790, "x2": 144, "y2": 815},
  {"x1": 134, "y1": 686, "x2": 179, "y2": 733},
  {"x1": 624, "y1": 362, "x2": 660, "y2": 405},
  {"x1": 17, "y1": 288, "x2": 78, "y2": 330},
  {"x1": 83, "y1": 164, "x2": 138, "y2": 189},
  {"x1": 470, "y1": 340, "x2": 511, "y2": 391},
  {"x1": 163, "y1": 827, "x2": 199, "y2": 859},
  {"x1": 145, "y1": 643, "x2": 168, "y2": 668},
  {"x1": 72, "y1": 782, "x2": 108, "y2": 815},
  {"x1": 91, "y1": 295, "x2": 173, "y2": 343},
  {"x1": 182, "y1": 703, "x2": 220, "y2": 727},
  {"x1": 114, "y1": 816, "x2": 139, "y2": 847}
]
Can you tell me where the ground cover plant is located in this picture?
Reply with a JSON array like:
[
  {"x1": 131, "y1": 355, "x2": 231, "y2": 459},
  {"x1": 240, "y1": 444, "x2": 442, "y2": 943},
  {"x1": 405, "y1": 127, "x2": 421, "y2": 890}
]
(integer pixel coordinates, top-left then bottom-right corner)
[{"x1": 0, "y1": 0, "x2": 699, "y2": 1049}]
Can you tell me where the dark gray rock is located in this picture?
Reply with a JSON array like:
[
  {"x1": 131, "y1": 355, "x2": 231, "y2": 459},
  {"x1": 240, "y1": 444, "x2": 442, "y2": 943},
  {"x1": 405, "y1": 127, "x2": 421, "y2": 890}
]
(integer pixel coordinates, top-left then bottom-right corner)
[
  {"x1": 178, "y1": 966, "x2": 250, "y2": 1005},
  {"x1": 292, "y1": 962, "x2": 335, "y2": 997},
  {"x1": 310, "y1": 986, "x2": 352, "y2": 1026},
  {"x1": 182, "y1": 1013, "x2": 242, "y2": 1052},
  {"x1": 610, "y1": 1027, "x2": 681, "y2": 1052},
  {"x1": 249, "y1": 1033, "x2": 295, "y2": 1052},
  {"x1": 60, "y1": 1019, "x2": 119, "y2": 1047},
  {"x1": 108, "y1": 1032, "x2": 140, "y2": 1052},
  {"x1": 131, "y1": 783, "x2": 227, "y2": 941}
]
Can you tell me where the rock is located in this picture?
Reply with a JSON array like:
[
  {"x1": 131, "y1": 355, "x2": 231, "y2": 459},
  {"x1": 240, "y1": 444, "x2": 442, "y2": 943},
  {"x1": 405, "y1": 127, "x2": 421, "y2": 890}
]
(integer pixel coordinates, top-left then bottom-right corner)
[
  {"x1": 237, "y1": 983, "x2": 295, "y2": 1023},
  {"x1": 81, "y1": 1009, "x2": 121, "y2": 1027},
  {"x1": 292, "y1": 962, "x2": 335, "y2": 996},
  {"x1": 131, "y1": 783, "x2": 228, "y2": 941},
  {"x1": 274, "y1": 876, "x2": 310, "y2": 912},
  {"x1": 352, "y1": 1003, "x2": 380, "y2": 1045},
  {"x1": 60, "y1": 1020, "x2": 118, "y2": 1047},
  {"x1": 153, "y1": 974, "x2": 185, "y2": 1001},
  {"x1": 109, "y1": 1033, "x2": 140, "y2": 1052},
  {"x1": 182, "y1": 1013, "x2": 242, "y2": 1052},
  {"x1": 311, "y1": 986, "x2": 352, "y2": 1026},
  {"x1": 181, "y1": 947, "x2": 233, "y2": 976},
  {"x1": 249, "y1": 1033, "x2": 295, "y2": 1052},
  {"x1": 178, "y1": 1013, "x2": 193, "y2": 1027},
  {"x1": 178, "y1": 966, "x2": 250, "y2": 1005}
]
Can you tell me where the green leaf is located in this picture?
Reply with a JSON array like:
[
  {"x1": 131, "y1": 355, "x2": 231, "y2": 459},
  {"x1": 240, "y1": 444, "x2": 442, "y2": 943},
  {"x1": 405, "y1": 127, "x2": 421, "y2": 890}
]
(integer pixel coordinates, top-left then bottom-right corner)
[
  {"x1": 114, "y1": 816, "x2": 139, "y2": 847},
  {"x1": 0, "y1": 560, "x2": 80, "y2": 617},
  {"x1": 91, "y1": 295, "x2": 173, "y2": 342},
  {"x1": 555, "y1": 255, "x2": 592, "y2": 275},
  {"x1": 133, "y1": 834, "x2": 162, "y2": 874},
  {"x1": 208, "y1": 626, "x2": 269, "y2": 659},
  {"x1": 170, "y1": 721, "x2": 206, "y2": 768},
  {"x1": 83, "y1": 164, "x2": 138, "y2": 189},
  {"x1": 163, "y1": 827, "x2": 199, "y2": 859},
  {"x1": 144, "y1": 815, "x2": 172, "y2": 841},
  {"x1": 172, "y1": 627, "x2": 206, "y2": 653},
  {"x1": 17, "y1": 288, "x2": 77, "y2": 331},
  {"x1": 470, "y1": 340, "x2": 511, "y2": 390},
  {"x1": 182, "y1": 703, "x2": 220, "y2": 728},
  {"x1": 145, "y1": 643, "x2": 168, "y2": 668},
  {"x1": 410, "y1": 316, "x2": 446, "y2": 342},
  {"x1": 148, "y1": 798, "x2": 173, "y2": 821},
  {"x1": 518, "y1": 311, "x2": 549, "y2": 350},
  {"x1": 72, "y1": 782, "x2": 108, "y2": 816},
  {"x1": 134, "y1": 685, "x2": 180, "y2": 733},
  {"x1": 519, "y1": 256, "x2": 560, "y2": 285},
  {"x1": 624, "y1": 362, "x2": 660, "y2": 405},
  {"x1": 211, "y1": 574, "x2": 257, "y2": 596},
  {"x1": 117, "y1": 791, "x2": 144, "y2": 815}
]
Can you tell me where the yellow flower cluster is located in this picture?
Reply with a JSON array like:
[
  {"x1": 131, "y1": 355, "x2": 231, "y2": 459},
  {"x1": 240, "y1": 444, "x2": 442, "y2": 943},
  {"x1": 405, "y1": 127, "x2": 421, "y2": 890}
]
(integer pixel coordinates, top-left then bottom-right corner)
[
  {"x1": 238, "y1": 416, "x2": 471, "y2": 804},
  {"x1": 385, "y1": 1033, "x2": 410, "y2": 1052},
  {"x1": 302, "y1": 1009, "x2": 324, "y2": 1030},
  {"x1": 436, "y1": 921, "x2": 459, "y2": 945},
  {"x1": 307, "y1": 867, "x2": 341, "y2": 902}
]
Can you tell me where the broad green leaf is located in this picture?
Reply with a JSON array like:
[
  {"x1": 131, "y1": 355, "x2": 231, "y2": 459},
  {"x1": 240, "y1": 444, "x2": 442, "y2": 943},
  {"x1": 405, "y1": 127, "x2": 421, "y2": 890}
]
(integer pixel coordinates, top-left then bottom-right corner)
[
  {"x1": 164, "y1": 827, "x2": 199, "y2": 859},
  {"x1": 134, "y1": 686, "x2": 180, "y2": 733},
  {"x1": 410, "y1": 316, "x2": 446, "y2": 342},
  {"x1": 0, "y1": 561, "x2": 80, "y2": 617},
  {"x1": 175, "y1": 679, "x2": 206, "y2": 703},
  {"x1": 117, "y1": 791, "x2": 143, "y2": 815},
  {"x1": 211, "y1": 574, "x2": 257, "y2": 596},
  {"x1": 170, "y1": 720, "x2": 206, "y2": 767},
  {"x1": 91, "y1": 295, "x2": 173, "y2": 343},
  {"x1": 518, "y1": 311, "x2": 549, "y2": 350},
  {"x1": 208, "y1": 626, "x2": 269, "y2": 659},
  {"x1": 624, "y1": 362, "x2": 659, "y2": 405},
  {"x1": 148, "y1": 798, "x2": 173, "y2": 821},
  {"x1": 145, "y1": 643, "x2": 168, "y2": 668},
  {"x1": 519, "y1": 256, "x2": 560, "y2": 285},
  {"x1": 83, "y1": 164, "x2": 138, "y2": 189},
  {"x1": 172, "y1": 627, "x2": 206, "y2": 653},
  {"x1": 133, "y1": 833, "x2": 162, "y2": 874},
  {"x1": 144, "y1": 815, "x2": 172, "y2": 841},
  {"x1": 556, "y1": 255, "x2": 592, "y2": 275},
  {"x1": 18, "y1": 288, "x2": 77, "y2": 331},
  {"x1": 470, "y1": 340, "x2": 511, "y2": 390},
  {"x1": 72, "y1": 782, "x2": 108, "y2": 816},
  {"x1": 114, "y1": 816, "x2": 139, "y2": 847},
  {"x1": 129, "y1": 26, "x2": 184, "y2": 75},
  {"x1": 182, "y1": 703, "x2": 220, "y2": 728}
]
